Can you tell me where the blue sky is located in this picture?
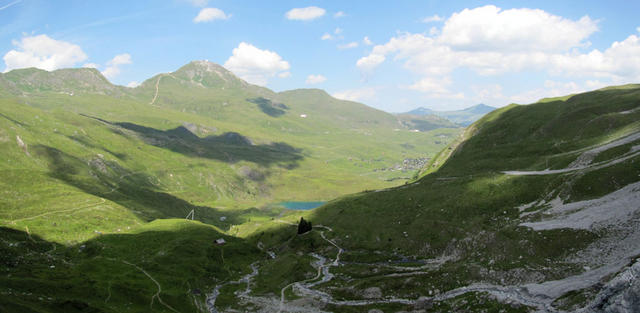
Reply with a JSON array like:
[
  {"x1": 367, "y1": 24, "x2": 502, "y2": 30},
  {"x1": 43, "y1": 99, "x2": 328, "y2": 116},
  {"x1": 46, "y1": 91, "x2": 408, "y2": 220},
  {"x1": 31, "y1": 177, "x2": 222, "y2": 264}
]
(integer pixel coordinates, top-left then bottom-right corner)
[{"x1": 1, "y1": 0, "x2": 639, "y2": 112}]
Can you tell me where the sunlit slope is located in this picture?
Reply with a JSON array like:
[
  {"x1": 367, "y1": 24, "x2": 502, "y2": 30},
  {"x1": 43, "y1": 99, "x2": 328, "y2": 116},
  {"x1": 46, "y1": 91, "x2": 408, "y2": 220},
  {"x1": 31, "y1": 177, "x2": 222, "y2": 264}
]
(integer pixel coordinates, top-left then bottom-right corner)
[
  {"x1": 0, "y1": 62, "x2": 459, "y2": 244},
  {"x1": 277, "y1": 84, "x2": 640, "y2": 311},
  {"x1": 311, "y1": 84, "x2": 640, "y2": 255}
]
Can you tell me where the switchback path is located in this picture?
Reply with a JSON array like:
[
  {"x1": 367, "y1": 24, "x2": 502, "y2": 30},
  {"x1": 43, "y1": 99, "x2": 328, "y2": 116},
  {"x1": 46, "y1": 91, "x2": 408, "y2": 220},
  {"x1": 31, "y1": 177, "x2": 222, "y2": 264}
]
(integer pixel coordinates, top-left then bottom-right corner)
[{"x1": 8, "y1": 198, "x2": 106, "y2": 223}]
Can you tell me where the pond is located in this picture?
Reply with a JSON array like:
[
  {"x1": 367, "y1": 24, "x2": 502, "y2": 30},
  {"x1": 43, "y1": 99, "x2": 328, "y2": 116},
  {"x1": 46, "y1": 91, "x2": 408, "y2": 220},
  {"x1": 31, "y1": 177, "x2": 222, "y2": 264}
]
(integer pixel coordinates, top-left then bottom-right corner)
[{"x1": 279, "y1": 201, "x2": 326, "y2": 210}]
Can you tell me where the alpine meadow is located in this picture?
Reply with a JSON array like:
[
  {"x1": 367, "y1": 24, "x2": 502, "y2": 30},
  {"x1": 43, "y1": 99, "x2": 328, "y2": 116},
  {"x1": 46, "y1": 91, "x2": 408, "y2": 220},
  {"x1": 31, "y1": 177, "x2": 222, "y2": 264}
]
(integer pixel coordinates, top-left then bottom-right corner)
[{"x1": 1, "y1": 1, "x2": 640, "y2": 313}]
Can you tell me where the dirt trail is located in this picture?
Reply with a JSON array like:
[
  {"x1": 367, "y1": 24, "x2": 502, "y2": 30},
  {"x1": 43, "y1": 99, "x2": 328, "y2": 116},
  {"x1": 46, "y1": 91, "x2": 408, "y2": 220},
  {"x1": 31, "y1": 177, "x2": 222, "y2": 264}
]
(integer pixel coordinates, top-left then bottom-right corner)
[
  {"x1": 149, "y1": 74, "x2": 174, "y2": 106},
  {"x1": 208, "y1": 221, "x2": 636, "y2": 312},
  {"x1": 504, "y1": 130, "x2": 640, "y2": 176},
  {"x1": 521, "y1": 181, "x2": 640, "y2": 231},
  {"x1": 503, "y1": 149, "x2": 640, "y2": 176},
  {"x1": 207, "y1": 262, "x2": 260, "y2": 313},
  {"x1": 120, "y1": 260, "x2": 181, "y2": 313},
  {"x1": 10, "y1": 198, "x2": 106, "y2": 223}
]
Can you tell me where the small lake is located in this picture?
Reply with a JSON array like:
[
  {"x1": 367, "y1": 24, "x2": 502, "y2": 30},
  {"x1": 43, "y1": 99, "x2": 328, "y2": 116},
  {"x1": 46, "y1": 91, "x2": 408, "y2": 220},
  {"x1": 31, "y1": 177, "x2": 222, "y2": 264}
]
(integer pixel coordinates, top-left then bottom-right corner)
[{"x1": 279, "y1": 201, "x2": 326, "y2": 210}]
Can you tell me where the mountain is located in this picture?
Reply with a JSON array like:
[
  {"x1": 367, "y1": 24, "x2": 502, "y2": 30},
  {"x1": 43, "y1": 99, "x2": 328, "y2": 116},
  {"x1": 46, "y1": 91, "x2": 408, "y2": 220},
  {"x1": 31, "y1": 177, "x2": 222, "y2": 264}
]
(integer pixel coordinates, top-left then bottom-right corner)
[
  {"x1": 396, "y1": 113, "x2": 461, "y2": 131},
  {"x1": 406, "y1": 103, "x2": 498, "y2": 126},
  {"x1": 0, "y1": 61, "x2": 460, "y2": 312},
  {"x1": 0, "y1": 67, "x2": 124, "y2": 96},
  {"x1": 297, "y1": 85, "x2": 640, "y2": 312},
  {"x1": 0, "y1": 61, "x2": 461, "y2": 224},
  {"x1": 3, "y1": 60, "x2": 638, "y2": 312}
]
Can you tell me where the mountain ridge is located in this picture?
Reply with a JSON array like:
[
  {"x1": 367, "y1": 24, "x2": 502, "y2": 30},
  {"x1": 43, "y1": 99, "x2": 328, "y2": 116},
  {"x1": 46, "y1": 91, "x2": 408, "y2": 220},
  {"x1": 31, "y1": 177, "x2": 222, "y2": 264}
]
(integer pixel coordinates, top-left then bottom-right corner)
[{"x1": 405, "y1": 103, "x2": 498, "y2": 126}]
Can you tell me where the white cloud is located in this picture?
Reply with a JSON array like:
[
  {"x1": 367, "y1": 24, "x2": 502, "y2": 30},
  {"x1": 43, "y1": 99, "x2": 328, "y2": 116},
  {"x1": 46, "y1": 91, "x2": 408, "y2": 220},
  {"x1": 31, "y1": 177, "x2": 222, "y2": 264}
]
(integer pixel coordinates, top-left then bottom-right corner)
[
  {"x1": 471, "y1": 84, "x2": 504, "y2": 103},
  {"x1": 108, "y1": 53, "x2": 132, "y2": 66},
  {"x1": 194, "y1": 7, "x2": 229, "y2": 23},
  {"x1": 126, "y1": 81, "x2": 140, "y2": 88},
  {"x1": 338, "y1": 42, "x2": 359, "y2": 50},
  {"x1": 422, "y1": 15, "x2": 443, "y2": 23},
  {"x1": 101, "y1": 53, "x2": 132, "y2": 79},
  {"x1": 356, "y1": 5, "x2": 640, "y2": 100},
  {"x1": 546, "y1": 34, "x2": 640, "y2": 81},
  {"x1": 439, "y1": 5, "x2": 598, "y2": 52},
  {"x1": 356, "y1": 54, "x2": 385, "y2": 72},
  {"x1": 332, "y1": 87, "x2": 376, "y2": 102},
  {"x1": 637, "y1": 27, "x2": 640, "y2": 33},
  {"x1": 407, "y1": 76, "x2": 451, "y2": 93},
  {"x1": 278, "y1": 71, "x2": 291, "y2": 78},
  {"x1": 585, "y1": 80, "x2": 607, "y2": 89},
  {"x1": 101, "y1": 67, "x2": 119, "y2": 79},
  {"x1": 3, "y1": 34, "x2": 87, "y2": 72},
  {"x1": 305, "y1": 74, "x2": 326, "y2": 84},
  {"x1": 82, "y1": 63, "x2": 99, "y2": 69},
  {"x1": 334, "y1": 11, "x2": 346, "y2": 18},
  {"x1": 321, "y1": 28, "x2": 344, "y2": 41},
  {"x1": 407, "y1": 76, "x2": 464, "y2": 99},
  {"x1": 285, "y1": 6, "x2": 325, "y2": 21},
  {"x1": 224, "y1": 42, "x2": 290, "y2": 86},
  {"x1": 363, "y1": 36, "x2": 373, "y2": 46}
]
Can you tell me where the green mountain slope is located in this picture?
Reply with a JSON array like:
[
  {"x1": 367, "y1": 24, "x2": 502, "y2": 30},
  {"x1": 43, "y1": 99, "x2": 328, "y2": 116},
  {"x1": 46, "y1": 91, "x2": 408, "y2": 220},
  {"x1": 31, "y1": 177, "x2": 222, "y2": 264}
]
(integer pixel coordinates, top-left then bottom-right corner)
[
  {"x1": 4, "y1": 61, "x2": 638, "y2": 312},
  {"x1": 0, "y1": 61, "x2": 459, "y2": 240},
  {"x1": 0, "y1": 62, "x2": 460, "y2": 312},
  {"x1": 285, "y1": 85, "x2": 640, "y2": 311}
]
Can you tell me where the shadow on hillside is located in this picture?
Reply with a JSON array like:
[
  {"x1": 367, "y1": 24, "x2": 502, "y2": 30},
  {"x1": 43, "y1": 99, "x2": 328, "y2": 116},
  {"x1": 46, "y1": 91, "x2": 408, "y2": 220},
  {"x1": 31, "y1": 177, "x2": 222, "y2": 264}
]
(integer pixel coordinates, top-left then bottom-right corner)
[
  {"x1": 0, "y1": 225, "x2": 261, "y2": 313},
  {"x1": 247, "y1": 97, "x2": 289, "y2": 117},
  {"x1": 0, "y1": 112, "x2": 28, "y2": 127},
  {"x1": 82, "y1": 115, "x2": 302, "y2": 169},
  {"x1": 34, "y1": 145, "x2": 247, "y2": 228},
  {"x1": 67, "y1": 135, "x2": 129, "y2": 160}
]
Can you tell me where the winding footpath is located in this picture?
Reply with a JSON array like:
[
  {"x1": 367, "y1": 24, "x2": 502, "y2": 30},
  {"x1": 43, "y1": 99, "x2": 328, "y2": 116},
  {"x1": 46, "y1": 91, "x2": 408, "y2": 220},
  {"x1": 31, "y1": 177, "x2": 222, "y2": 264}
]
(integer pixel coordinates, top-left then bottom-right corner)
[
  {"x1": 206, "y1": 263, "x2": 260, "y2": 313},
  {"x1": 206, "y1": 221, "x2": 633, "y2": 312},
  {"x1": 503, "y1": 130, "x2": 640, "y2": 176}
]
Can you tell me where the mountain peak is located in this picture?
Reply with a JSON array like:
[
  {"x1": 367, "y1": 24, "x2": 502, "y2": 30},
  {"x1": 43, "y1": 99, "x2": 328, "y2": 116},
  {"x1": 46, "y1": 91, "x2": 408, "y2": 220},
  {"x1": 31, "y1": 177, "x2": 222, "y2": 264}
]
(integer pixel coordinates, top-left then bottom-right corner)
[
  {"x1": 463, "y1": 103, "x2": 496, "y2": 114},
  {"x1": 189, "y1": 60, "x2": 227, "y2": 72},
  {"x1": 406, "y1": 107, "x2": 435, "y2": 115},
  {"x1": 171, "y1": 60, "x2": 247, "y2": 88},
  {"x1": 1, "y1": 66, "x2": 119, "y2": 95},
  {"x1": 403, "y1": 103, "x2": 497, "y2": 126}
]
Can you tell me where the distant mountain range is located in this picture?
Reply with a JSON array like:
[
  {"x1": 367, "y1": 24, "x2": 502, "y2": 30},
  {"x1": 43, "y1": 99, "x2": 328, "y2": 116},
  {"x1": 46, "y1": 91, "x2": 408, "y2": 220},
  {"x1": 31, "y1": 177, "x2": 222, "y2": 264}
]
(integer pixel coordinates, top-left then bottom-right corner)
[{"x1": 404, "y1": 103, "x2": 498, "y2": 126}]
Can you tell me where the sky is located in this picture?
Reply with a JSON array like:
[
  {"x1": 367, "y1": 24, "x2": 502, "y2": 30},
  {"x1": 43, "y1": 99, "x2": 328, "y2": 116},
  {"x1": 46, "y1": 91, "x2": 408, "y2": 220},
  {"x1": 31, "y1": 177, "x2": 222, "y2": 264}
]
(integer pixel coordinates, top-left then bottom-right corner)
[{"x1": 1, "y1": 0, "x2": 639, "y2": 112}]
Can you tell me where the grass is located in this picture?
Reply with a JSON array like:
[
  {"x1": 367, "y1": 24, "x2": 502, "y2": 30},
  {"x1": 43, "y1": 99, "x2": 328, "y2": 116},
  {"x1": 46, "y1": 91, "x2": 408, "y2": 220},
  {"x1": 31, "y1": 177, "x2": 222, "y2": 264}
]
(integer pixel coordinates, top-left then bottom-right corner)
[
  {"x1": 250, "y1": 84, "x2": 640, "y2": 307},
  {"x1": 309, "y1": 87, "x2": 640, "y2": 257},
  {"x1": 3, "y1": 64, "x2": 640, "y2": 311},
  {"x1": 0, "y1": 219, "x2": 261, "y2": 313},
  {"x1": 0, "y1": 63, "x2": 462, "y2": 312}
]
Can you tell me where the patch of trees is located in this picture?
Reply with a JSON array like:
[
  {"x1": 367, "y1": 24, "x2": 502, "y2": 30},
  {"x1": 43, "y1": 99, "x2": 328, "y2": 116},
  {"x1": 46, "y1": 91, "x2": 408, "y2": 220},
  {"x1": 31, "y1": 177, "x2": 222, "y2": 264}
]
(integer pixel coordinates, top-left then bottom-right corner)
[{"x1": 297, "y1": 217, "x2": 312, "y2": 234}]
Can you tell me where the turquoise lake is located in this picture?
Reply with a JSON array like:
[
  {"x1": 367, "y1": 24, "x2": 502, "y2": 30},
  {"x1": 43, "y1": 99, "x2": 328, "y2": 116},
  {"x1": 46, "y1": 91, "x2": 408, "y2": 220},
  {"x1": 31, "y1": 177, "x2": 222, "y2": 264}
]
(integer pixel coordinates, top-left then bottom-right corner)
[{"x1": 279, "y1": 201, "x2": 326, "y2": 210}]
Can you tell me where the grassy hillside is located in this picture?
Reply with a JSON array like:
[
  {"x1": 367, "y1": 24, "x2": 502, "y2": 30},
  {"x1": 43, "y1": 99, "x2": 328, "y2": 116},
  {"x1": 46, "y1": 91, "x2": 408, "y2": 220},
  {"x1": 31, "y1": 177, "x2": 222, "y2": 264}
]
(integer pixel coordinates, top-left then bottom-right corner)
[
  {"x1": 0, "y1": 219, "x2": 261, "y2": 313},
  {"x1": 0, "y1": 62, "x2": 458, "y2": 241},
  {"x1": 241, "y1": 85, "x2": 640, "y2": 311},
  {"x1": 0, "y1": 62, "x2": 460, "y2": 312},
  {"x1": 312, "y1": 85, "x2": 640, "y2": 251}
]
